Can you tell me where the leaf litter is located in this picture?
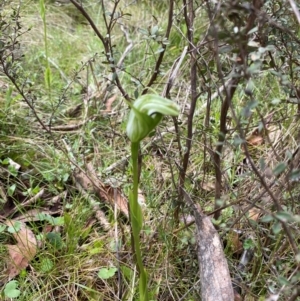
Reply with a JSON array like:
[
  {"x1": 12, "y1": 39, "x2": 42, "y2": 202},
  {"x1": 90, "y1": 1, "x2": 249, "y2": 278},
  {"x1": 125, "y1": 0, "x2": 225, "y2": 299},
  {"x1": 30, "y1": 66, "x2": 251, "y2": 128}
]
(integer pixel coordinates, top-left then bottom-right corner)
[{"x1": 4, "y1": 220, "x2": 37, "y2": 280}]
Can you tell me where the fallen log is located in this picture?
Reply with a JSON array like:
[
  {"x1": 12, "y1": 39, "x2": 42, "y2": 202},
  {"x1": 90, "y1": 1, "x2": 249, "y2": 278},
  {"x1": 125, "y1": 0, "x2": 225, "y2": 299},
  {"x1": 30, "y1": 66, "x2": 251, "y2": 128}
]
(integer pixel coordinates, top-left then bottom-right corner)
[{"x1": 182, "y1": 189, "x2": 234, "y2": 301}]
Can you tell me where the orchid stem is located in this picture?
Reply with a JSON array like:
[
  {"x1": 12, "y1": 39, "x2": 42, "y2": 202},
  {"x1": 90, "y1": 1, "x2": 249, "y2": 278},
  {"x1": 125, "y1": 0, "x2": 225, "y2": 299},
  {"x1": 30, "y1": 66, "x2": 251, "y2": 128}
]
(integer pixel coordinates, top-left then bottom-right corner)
[{"x1": 130, "y1": 142, "x2": 149, "y2": 301}]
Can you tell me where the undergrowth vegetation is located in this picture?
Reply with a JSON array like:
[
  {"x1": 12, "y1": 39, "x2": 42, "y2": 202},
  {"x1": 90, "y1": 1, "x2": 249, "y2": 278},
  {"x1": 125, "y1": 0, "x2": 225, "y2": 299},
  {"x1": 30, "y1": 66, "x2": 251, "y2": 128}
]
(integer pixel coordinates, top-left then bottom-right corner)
[{"x1": 1, "y1": 0, "x2": 300, "y2": 300}]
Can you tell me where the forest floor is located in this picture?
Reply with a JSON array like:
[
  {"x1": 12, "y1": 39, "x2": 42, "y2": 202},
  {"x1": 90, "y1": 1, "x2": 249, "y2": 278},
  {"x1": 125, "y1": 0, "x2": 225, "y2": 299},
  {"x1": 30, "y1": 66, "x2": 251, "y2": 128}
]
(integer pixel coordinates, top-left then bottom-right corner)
[{"x1": 0, "y1": 1, "x2": 300, "y2": 301}]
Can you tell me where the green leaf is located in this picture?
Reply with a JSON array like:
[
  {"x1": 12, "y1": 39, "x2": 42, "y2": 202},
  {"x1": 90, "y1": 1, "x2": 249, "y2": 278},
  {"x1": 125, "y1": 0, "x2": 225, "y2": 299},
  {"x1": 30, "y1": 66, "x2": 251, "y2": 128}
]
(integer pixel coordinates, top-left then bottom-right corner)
[
  {"x1": 289, "y1": 169, "x2": 300, "y2": 181},
  {"x1": 243, "y1": 238, "x2": 255, "y2": 250},
  {"x1": 0, "y1": 224, "x2": 7, "y2": 232},
  {"x1": 150, "y1": 25, "x2": 159, "y2": 36},
  {"x1": 1, "y1": 158, "x2": 10, "y2": 165},
  {"x1": 271, "y1": 98, "x2": 281, "y2": 105},
  {"x1": 8, "y1": 164, "x2": 18, "y2": 177},
  {"x1": 233, "y1": 136, "x2": 245, "y2": 146},
  {"x1": 247, "y1": 26, "x2": 258, "y2": 35},
  {"x1": 259, "y1": 158, "x2": 266, "y2": 170},
  {"x1": 5, "y1": 85, "x2": 13, "y2": 111},
  {"x1": 134, "y1": 89, "x2": 139, "y2": 99},
  {"x1": 63, "y1": 173, "x2": 69, "y2": 182},
  {"x1": 46, "y1": 232, "x2": 63, "y2": 249},
  {"x1": 4, "y1": 280, "x2": 21, "y2": 298},
  {"x1": 7, "y1": 221, "x2": 22, "y2": 233},
  {"x1": 278, "y1": 275, "x2": 289, "y2": 285},
  {"x1": 89, "y1": 247, "x2": 102, "y2": 255},
  {"x1": 242, "y1": 100, "x2": 258, "y2": 118},
  {"x1": 98, "y1": 267, "x2": 117, "y2": 280},
  {"x1": 155, "y1": 48, "x2": 165, "y2": 54},
  {"x1": 275, "y1": 211, "x2": 294, "y2": 222},
  {"x1": 272, "y1": 221, "x2": 282, "y2": 234},
  {"x1": 37, "y1": 212, "x2": 48, "y2": 221},
  {"x1": 8, "y1": 183, "x2": 16, "y2": 197},
  {"x1": 273, "y1": 162, "x2": 286, "y2": 176},
  {"x1": 121, "y1": 265, "x2": 133, "y2": 282},
  {"x1": 40, "y1": 257, "x2": 54, "y2": 273},
  {"x1": 261, "y1": 215, "x2": 274, "y2": 223},
  {"x1": 51, "y1": 216, "x2": 64, "y2": 226}
]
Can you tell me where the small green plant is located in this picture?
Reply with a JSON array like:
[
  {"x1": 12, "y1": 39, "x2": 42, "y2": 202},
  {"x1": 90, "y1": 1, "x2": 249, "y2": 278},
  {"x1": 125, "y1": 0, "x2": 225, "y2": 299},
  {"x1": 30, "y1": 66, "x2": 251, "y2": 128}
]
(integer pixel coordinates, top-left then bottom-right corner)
[
  {"x1": 126, "y1": 94, "x2": 179, "y2": 301},
  {"x1": 7, "y1": 221, "x2": 22, "y2": 233},
  {"x1": 40, "y1": 257, "x2": 54, "y2": 273},
  {"x1": 4, "y1": 280, "x2": 21, "y2": 299},
  {"x1": 98, "y1": 267, "x2": 117, "y2": 280}
]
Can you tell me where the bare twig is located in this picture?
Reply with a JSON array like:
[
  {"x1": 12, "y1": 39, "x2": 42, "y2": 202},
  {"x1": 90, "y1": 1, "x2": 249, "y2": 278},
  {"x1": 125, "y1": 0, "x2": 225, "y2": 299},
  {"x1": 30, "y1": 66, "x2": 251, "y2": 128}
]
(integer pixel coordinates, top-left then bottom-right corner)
[
  {"x1": 163, "y1": 46, "x2": 188, "y2": 161},
  {"x1": 211, "y1": 0, "x2": 264, "y2": 219},
  {"x1": 213, "y1": 80, "x2": 238, "y2": 220},
  {"x1": 178, "y1": 0, "x2": 198, "y2": 204},
  {"x1": 287, "y1": 0, "x2": 300, "y2": 25},
  {"x1": 163, "y1": 46, "x2": 188, "y2": 98},
  {"x1": 69, "y1": 0, "x2": 130, "y2": 101},
  {"x1": 143, "y1": 0, "x2": 174, "y2": 93},
  {"x1": 118, "y1": 24, "x2": 134, "y2": 68}
]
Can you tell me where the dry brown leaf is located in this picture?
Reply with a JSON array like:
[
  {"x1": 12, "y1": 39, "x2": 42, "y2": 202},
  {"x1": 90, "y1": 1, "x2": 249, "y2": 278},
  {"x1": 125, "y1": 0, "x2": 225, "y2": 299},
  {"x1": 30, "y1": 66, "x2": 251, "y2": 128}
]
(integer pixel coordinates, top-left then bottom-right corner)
[
  {"x1": 244, "y1": 112, "x2": 275, "y2": 148},
  {"x1": 86, "y1": 162, "x2": 128, "y2": 216},
  {"x1": 138, "y1": 188, "x2": 146, "y2": 206},
  {"x1": 248, "y1": 208, "x2": 261, "y2": 221},
  {"x1": 227, "y1": 230, "x2": 243, "y2": 255},
  {"x1": 73, "y1": 163, "x2": 128, "y2": 217},
  {"x1": 247, "y1": 134, "x2": 264, "y2": 146},
  {"x1": 200, "y1": 181, "x2": 215, "y2": 192},
  {"x1": 6, "y1": 245, "x2": 31, "y2": 279},
  {"x1": 103, "y1": 94, "x2": 117, "y2": 113},
  {"x1": 5, "y1": 220, "x2": 37, "y2": 279},
  {"x1": 105, "y1": 185, "x2": 129, "y2": 216},
  {"x1": 241, "y1": 132, "x2": 264, "y2": 154},
  {"x1": 234, "y1": 292, "x2": 243, "y2": 301}
]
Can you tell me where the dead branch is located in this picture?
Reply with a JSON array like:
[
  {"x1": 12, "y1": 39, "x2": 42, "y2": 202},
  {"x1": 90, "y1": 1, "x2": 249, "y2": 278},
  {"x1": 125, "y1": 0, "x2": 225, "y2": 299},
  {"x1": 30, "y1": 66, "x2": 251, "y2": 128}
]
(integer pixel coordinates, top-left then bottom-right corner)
[{"x1": 182, "y1": 188, "x2": 234, "y2": 301}]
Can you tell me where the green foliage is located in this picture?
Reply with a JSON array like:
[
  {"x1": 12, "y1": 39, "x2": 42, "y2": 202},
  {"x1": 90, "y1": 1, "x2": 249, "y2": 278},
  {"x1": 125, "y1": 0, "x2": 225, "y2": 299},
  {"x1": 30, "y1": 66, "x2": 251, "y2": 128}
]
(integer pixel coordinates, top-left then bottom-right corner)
[
  {"x1": 4, "y1": 280, "x2": 21, "y2": 299},
  {"x1": 97, "y1": 267, "x2": 117, "y2": 280},
  {"x1": 126, "y1": 94, "x2": 180, "y2": 142},
  {"x1": 126, "y1": 95, "x2": 179, "y2": 300},
  {"x1": 46, "y1": 232, "x2": 64, "y2": 250},
  {"x1": 37, "y1": 213, "x2": 64, "y2": 226},
  {"x1": 40, "y1": 257, "x2": 54, "y2": 273},
  {"x1": 1, "y1": 0, "x2": 300, "y2": 300},
  {"x1": 7, "y1": 221, "x2": 22, "y2": 233}
]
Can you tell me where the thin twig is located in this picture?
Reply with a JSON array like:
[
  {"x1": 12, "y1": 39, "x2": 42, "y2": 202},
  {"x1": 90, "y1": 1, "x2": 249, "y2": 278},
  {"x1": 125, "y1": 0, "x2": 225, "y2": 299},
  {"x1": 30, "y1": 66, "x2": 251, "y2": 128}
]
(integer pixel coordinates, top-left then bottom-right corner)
[
  {"x1": 287, "y1": 0, "x2": 300, "y2": 25},
  {"x1": 178, "y1": 0, "x2": 198, "y2": 201},
  {"x1": 118, "y1": 24, "x2": 134, "y2": 68},
  {"x1": 143, "y1": 0, "x2": 174, "y2": 93},
  {"x1": 69, "y1": 0, "x2": 130, "y2": 100}
]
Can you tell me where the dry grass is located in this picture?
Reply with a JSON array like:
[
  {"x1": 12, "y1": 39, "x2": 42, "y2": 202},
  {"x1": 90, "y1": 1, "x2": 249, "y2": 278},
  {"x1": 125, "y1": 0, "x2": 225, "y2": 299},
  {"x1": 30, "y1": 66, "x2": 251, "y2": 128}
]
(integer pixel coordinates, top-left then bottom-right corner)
[{"x1": 1, "y1": 1, "x2": 300, "y2": 300}]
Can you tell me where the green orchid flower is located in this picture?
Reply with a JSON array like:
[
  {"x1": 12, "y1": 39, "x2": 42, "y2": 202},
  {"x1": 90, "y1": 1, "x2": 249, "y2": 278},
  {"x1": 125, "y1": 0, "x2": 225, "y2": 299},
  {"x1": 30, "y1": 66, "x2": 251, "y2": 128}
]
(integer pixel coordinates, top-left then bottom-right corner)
[
  {"x1": 126, "y1": 94, "x2": 179, "y2": 301},
  {"x1": 126, "y1": 94, "x2": 180, "y2": 142}
]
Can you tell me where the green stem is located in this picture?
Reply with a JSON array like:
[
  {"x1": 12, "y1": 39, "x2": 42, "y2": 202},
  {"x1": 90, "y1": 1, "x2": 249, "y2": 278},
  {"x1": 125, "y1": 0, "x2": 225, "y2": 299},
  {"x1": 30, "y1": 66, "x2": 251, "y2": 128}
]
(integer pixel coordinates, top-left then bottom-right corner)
[
  {"x1": 39, "y1": 0, "x2": 52, "y2": 98},
  {"x1": 130, "y1": 142, "x2": 149, "y2": 301}
]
